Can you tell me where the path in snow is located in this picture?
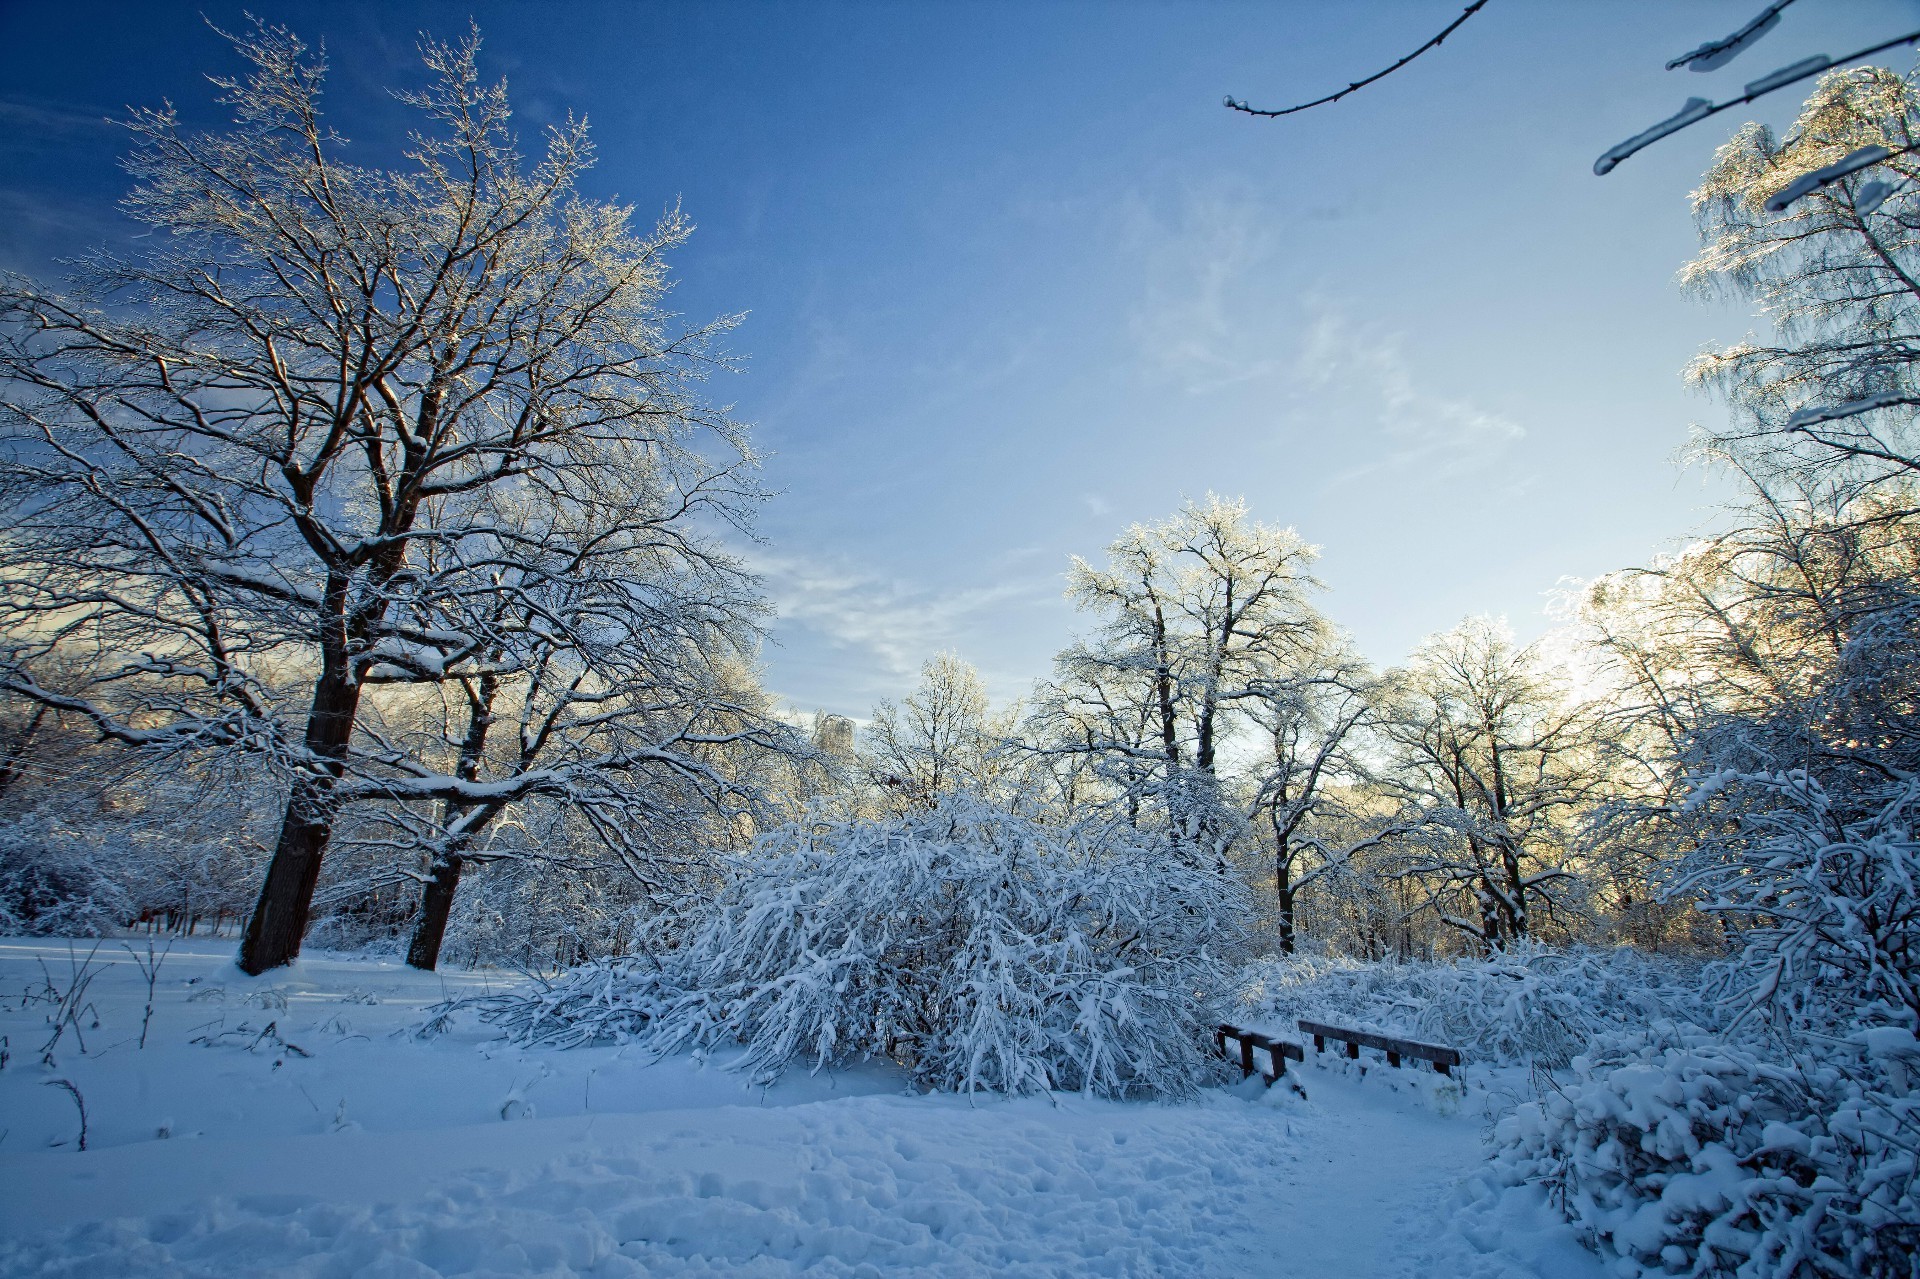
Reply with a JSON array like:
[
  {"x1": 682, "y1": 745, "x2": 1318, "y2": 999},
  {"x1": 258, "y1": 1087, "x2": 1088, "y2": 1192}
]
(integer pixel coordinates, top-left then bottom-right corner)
[{"x1": 0, "y1": 939, "x2": 1599, "y2": 1277}]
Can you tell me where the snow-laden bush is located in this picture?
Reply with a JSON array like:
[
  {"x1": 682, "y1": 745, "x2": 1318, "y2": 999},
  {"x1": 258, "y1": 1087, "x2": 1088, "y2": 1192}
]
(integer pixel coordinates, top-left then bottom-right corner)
[
  {"x1": 1485, "y1": 771, "x2": 1920, "y2": 1275},
  {"x1": 1234, "y1": 943, "x2": 1709, "y2": 1068},
  {"x1": 1491, "y1": 1022, "x2": 1920, "y2": 1277},
  {"x1": 1673, "y1": 768, "x2": 1920, "y2": 1030},
  {"x1": 477, "y1": 793, "x2": 1251, "y2": 1098},
  {"x1": 0, "y1": 817, "x2": 134, "y2": 936}
]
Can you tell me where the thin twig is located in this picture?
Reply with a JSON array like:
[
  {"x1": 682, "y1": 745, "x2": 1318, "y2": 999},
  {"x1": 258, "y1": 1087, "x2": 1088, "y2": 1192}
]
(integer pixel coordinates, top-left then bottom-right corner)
[
  {"x1": 1226, "y1": 0, "x2": 1490, "y2": 118},
  {"x1": 124, "y1": 939, "x2": 172, "y2": 1050}
]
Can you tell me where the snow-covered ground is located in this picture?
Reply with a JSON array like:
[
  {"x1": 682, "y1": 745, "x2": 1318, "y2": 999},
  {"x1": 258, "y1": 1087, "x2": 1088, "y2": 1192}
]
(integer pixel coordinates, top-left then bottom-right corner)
[{"x1": 0, "y1": 938, "x2": 1599, "y2": 1277}]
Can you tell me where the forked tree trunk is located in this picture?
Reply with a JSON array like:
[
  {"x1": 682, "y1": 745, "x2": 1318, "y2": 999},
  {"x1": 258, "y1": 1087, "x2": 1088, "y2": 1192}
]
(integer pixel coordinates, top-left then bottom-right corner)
[
  {"x1": 239, "y1": 638, "x2": 362, "y2": 974},
  {"x1": 406, "y1": 853, "x2": 464, "y2": 970}
]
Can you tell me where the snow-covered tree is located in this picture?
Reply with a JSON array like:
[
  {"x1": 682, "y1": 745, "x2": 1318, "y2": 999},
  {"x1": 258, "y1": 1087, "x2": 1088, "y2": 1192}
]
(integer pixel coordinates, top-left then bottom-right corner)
[
  {"x1": 0, "y1": 23, "x2": 787, "y2": 972},
  {"x1": 1374, "y1": 617, "x2": 1610, "y2": 952},
  {"x1": 1029, "y1": 496, "x2": 1325, "y2": 868},
  {"x1": 861, "y1": 653, "x2": 1018, "y2": 815},
  {"x1": 1239, "y1": 636, "x2": 1385, "y2": 954},
  {"x1": 1686, "y1": 66, "x2": 1920, "y2": 500}
]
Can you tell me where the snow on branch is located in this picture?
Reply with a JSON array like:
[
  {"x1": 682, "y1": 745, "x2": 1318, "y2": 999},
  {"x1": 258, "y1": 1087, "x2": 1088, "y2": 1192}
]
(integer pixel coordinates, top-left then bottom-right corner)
[
  {"x1": 1593, "y1": 98, "x2": 1715, "y2": 176},
  {"x1": 1224, "y1": 0, "x2": 1489, "y2": 119},
  {"x1": 1594, "y1": 29, "x2": 1920, "y2": 176},
  {"x1": 1667, "y1": 0, "x2": 1796, "y2": 73},
  {"x1": 1763, "y1": 144, "x2": 1898, "y2": 212},
  {"x1": 1784, "y1": 388, "x2": 1916, "y2": 430}
]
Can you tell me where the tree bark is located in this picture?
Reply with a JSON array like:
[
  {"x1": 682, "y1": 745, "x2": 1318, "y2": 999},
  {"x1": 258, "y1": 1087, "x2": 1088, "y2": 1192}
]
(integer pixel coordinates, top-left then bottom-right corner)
[
  {"x1": 239, "y1": 622, "x2": 362, "y2": 974},
  {"x1": 406, "y1": 853, "x2": 464, "y2": 970},
  {"x1": 1274, "y1": 851, "x2": 1297, "y2": 955},
  {"x1": 404, "y1": 671, "x2": 499, "y2": 971}
]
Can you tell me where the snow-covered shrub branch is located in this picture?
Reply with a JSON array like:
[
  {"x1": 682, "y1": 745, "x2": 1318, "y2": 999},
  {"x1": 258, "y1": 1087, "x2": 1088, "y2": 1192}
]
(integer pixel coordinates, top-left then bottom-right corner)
[
  {"x1": 1673, "y1": 768, "x2": 1920, "y2": 1027},
  {"x1": 477, "y1": 792, "x2": 1251, "y2": 1098},
  {"x1": 1491, "y1": 1023, "x2": 1920, "y2": 1277}
]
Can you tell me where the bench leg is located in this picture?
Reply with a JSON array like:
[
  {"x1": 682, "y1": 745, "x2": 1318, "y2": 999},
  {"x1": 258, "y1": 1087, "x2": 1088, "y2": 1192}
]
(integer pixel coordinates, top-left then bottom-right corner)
[
  {"x1": 1240, "y1": 1037, "x2": 1256, "y2": 1078},
  {"x1": 1387, "y1": 1051, "x2": 1401, "y2": 1068},
  {"x1": 1346, "y1": 1041, "x2": 1359, "y2": 1060},
  {"x1": 1435, "y1": 1061, "x2": 1451, "y2": 1077}
]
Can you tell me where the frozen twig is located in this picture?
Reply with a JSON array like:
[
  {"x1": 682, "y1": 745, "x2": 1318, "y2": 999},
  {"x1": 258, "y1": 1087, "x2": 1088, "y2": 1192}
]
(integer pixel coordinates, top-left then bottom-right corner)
[
  {"x1": 1667, "y1": 0, "x2": 1797, "y2": 73},
  {"x1": 1226, "y1": 0, "x2": 1490, "y2": 119},
  {"x1": 123, "y1": 940, "x2": 172, "y2": 1050},
  {"x1": 1596, "y1": 29, "x2": 1920, "y2": 175},
  {"x1": 43, "y1": 1078, "x2": 87, "y2": 1151}
]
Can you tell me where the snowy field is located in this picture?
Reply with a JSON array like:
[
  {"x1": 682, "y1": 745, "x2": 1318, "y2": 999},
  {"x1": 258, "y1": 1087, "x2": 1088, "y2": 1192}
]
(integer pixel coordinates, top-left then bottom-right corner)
[{"x1": 0, "y1": 938, "x2": 1599, "y2": 1277}]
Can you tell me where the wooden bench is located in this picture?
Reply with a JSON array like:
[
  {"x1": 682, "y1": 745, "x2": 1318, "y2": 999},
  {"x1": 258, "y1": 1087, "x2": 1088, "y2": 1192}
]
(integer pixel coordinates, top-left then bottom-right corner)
[
  {"x1": 1214, "y1": 1022, "x2": 1305, "y2": 1084},
  {"x1": 1297, "y1": 1019, "x2": 1462, "y2": 1075}
]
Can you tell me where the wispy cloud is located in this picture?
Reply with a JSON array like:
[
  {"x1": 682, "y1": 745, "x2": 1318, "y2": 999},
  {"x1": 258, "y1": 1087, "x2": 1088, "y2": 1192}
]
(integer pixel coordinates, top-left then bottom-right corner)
[
  {"x1": 1123, "y1": 189, "x2": 1284, "y2": 394},
  {"x1": 1298, "y1": 307, "x2": 1525, "y2": 483},
  {"x1": 0, "y1": 95, "x2": 121, "y2": 139},
  {"x1": 750, "y1": 550, "x2": 1058, "y2": 707}
]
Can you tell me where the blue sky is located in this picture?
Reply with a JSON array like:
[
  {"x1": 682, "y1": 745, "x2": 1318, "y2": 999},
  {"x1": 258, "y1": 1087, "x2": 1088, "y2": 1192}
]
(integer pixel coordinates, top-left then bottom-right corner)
[{"x1": 4, "y1": 1, "x2": 1916, "y2": 718}]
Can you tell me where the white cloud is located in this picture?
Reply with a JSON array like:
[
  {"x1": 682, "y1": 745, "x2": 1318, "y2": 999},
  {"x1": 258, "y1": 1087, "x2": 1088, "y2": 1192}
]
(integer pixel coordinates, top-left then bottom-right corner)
[
  {"x1": 1123, "y1": 190, "x2": 1284, "y2": 394},
  {"x1": 1298, "y1": 307, "x2": 1525, "y2": 482},
  {"x1": 750, "y1": 550, "x2": 1056, "y2": 696}
]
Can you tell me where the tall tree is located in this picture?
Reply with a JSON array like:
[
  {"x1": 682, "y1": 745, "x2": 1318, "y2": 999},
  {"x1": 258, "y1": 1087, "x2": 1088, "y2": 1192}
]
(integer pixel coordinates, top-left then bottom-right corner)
[
  {"x1": 1375, "y1": 617, "x2": 1606, "y2": 952},
  {"x1": 1241, "y1": 638, "x2": 1383, "y2": 954},
  {"x1": 862, "y1": 653, "x2": 1016, "y2": 815},
  {"x1": 1031, "y1": 496, "x2": 1325, "y2": 868},
  {"x1": 0, "y1": 23, "x2": 770, "y2": 972}
]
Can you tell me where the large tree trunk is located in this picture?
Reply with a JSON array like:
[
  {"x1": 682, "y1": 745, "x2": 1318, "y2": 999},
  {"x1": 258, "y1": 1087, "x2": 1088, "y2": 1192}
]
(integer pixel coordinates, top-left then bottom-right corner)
[
  {"x1": 239, "y1": 639, "x2": 361, "y2": 974},
  {"x1": 406, "y1": 853, "x2": 464, "y2": 970}
]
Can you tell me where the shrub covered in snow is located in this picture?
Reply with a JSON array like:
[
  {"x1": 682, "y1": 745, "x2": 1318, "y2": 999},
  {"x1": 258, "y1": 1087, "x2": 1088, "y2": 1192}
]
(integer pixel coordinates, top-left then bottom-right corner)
[
  {"x1": 0, "y1": 817, "x2": 132, "y2": 936},
  {"x1": 1482, "y1": 769, "x2": 1920, "y2": 1275},
  {"x1": 1672, "y1": 768, "x2": 1920, "y2": 1032},
  {"x1": 1234, "y1": 943, "x2": 1709, "y2": 1068},
  {"x1": 476, "y1": 793, "x2": 1251, "y2": 1098},
  {"x1": 1490, "y1": 1022, "x2": 1920, "y2": 1277}
]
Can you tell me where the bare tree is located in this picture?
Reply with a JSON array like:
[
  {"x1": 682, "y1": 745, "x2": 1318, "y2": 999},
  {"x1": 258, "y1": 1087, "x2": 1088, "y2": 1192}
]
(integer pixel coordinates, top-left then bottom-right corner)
[
  {"x1": 1241, "y1": 639, "x2": 1386, "y2": 954},
  {"x1": 381, "y1": 515, "x2": 798, "y2": 970},
  {"x1": 0, "y1": 23, "x2": 778, "y2": 972}
]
